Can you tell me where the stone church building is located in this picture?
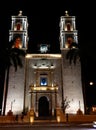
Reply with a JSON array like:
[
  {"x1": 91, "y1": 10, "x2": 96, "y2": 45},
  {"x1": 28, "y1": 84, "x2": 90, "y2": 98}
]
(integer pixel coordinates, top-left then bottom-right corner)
[{"x1": 2, "y1": 11, "x2": 85, "y2": 118}]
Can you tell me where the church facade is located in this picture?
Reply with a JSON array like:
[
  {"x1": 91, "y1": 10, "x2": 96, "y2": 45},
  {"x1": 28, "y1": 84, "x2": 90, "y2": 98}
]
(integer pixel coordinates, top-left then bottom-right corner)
[{"x1": 2, "y1": 11, "x2": 85, "y2": 118}]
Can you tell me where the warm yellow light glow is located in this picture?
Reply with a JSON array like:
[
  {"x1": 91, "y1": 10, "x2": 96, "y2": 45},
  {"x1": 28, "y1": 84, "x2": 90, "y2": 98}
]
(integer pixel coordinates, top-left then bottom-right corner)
[
  {"x1": 92, "y1": 107, "x2": 96, "y2": 112},
  {"x1": 26, "y1": 54, "x2": 31, "y2": 58},
  {"x1": 33, "y1": 87, "x2": 47, "y2": 91},
  {"x1": 65, "y1": 26, "x2": 67, "y2": 31},
  {"x1": 26, "y1": 54, "x2": 61, "y2": 59},
  {"x1": 30, "y1": 116, "x2": 34, "y2": 123},
  {"x1": 89, "y1": 82, "x2": 94, "y2": 85},
  {"x1": 65, "y1": 10, "x2": 69, "y2": 16},
  {"x1": 31, "y1": 86, "x2": 58, "y2": 91},
  {"x1": 65, "y1": 44, "x2": 69, "y2": 48},
  {"x1": 57, "y1": 116, "x2": 60, "y2": 122},
  {"x1": 14, "y1": 27, "x2": 17, "y2": 30}
]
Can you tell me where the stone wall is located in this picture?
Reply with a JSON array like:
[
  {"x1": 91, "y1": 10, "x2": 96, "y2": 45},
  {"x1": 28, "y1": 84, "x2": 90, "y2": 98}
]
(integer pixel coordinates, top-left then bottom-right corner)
[{"x1": 0, "y1": 114, "x2": 96, "y2": 123}]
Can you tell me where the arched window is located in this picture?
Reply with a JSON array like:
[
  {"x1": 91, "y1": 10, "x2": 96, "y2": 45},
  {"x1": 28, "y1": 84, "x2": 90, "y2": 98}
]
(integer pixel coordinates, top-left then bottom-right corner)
[
  {"x1": 14, "y1": 37, "x2": 22, "y2": 48},
  {"x1": 67, "y1": 23, "x2": 71, "y2": 31}
]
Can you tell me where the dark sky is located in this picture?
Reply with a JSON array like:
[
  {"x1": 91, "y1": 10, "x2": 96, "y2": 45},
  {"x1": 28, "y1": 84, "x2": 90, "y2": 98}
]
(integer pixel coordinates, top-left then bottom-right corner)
[
  {"x1": 0, "y1": 1, "x2": 81, "y2": 48},
  {"x1": 0, "y1": 0, "x2": 96, "y2": 107},
  {"x1": 0, "y1": 1, "x2": 95, "y2": 48},
  {"x1": 0, "y1": 1, "x2": 95, "y2": 52}
]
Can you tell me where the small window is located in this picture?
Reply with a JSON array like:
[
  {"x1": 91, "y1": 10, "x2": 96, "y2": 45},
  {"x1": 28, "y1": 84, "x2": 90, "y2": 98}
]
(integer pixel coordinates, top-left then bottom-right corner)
[
  {"x1": 14, "y1": 37, "x2": 22, "y2": 48},
  {"x1": 40, "y1": 77, "x2": 47, "y2": 86},
  {"x1": 67, "y1": 23, "x2": 71, "y2": 31}
]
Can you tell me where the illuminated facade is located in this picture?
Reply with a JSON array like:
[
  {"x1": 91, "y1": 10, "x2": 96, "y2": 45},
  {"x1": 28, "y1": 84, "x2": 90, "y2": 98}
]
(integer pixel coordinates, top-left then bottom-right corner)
[{"x1": 2, "y1": 11, "x2": 84, "y2": 117}]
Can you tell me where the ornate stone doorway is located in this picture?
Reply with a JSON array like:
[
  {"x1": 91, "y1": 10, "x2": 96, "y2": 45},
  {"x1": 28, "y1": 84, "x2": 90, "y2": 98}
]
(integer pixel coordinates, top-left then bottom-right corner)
[{"x1": 39, "y1": 96, "x2": 49, "y2": 117}]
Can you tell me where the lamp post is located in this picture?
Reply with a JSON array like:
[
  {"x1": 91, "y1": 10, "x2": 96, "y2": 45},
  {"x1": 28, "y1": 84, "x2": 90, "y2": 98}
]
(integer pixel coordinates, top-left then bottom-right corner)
[
  {"x1": 89, "y1": 81, "x2": 94, "y2": 86},
  {"x1": 11, "y1": 99, "x2": 15, "y2": 111}
]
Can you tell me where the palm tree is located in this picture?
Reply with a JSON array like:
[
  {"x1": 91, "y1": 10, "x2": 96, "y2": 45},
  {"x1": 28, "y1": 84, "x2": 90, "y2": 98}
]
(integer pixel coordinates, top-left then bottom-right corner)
[
  {"x1": 66, "y1": 41, "x2": 96, "y2": 65},
  {"x1": 0, "y1": 39, "x2": 26, "y2": 115},
  {"x1": 61, "y1": 96, "x2": 70, "y2": 114},
  {"x1": 66, "y1": 42, "x2": 80, "y2": 65}
]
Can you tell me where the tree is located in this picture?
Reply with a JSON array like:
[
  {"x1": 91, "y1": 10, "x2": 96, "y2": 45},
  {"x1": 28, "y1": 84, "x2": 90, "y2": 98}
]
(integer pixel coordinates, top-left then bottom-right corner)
[
  {"x1": 66, "y1": 41, "x2": 96, "y2": 65},
  {"x1": 61, "y1": 97, "x2": 70, "y2": 114},
  {"x1": 0, "y1": 39, "x2": 26, "y2": 115},
  {"x1": 66, "y1": 42, "x2": 80, "y2": 65}
]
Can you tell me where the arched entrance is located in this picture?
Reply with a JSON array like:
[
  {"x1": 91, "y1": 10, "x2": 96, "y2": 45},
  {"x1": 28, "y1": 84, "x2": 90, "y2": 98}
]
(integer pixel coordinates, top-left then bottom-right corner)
[{"x1": 39, "y1": 96, "x2": 49, "y2": 117}]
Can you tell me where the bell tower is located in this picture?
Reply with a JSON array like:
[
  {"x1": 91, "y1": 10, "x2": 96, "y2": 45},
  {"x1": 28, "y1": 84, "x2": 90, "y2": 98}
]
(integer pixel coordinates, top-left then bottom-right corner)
[
  {"x1": 2, "y1": 11, "x2": 29, "y2": 115},
  {"x1": 9, "y1": 10, "x2": 29, "y2": 50},
  {"x1": 59, "y1": 11, "x2": 85, "y2": 114},
  {"x1": 59, "y1": 11, "x2": 78, "y2": 49}
]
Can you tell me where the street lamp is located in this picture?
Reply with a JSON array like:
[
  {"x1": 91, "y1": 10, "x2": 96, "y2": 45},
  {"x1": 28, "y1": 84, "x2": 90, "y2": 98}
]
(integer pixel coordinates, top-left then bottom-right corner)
[
  {"x1": 11, "y1": 99, "x2": 15, "y2": 111},
  {"x1": 89, "y1": 81, "x2": 94, "y2": 86}
]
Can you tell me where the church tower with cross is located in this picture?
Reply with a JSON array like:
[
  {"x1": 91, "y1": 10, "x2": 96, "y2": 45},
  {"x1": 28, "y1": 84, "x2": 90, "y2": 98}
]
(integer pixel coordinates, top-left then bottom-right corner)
[{"x1": 2, "y1": 11, "x2": 84, "y2": 120}]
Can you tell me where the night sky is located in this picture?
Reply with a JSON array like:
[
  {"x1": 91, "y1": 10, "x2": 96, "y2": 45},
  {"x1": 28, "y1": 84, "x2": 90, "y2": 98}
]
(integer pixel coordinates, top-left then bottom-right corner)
[{"x1": 0, "y1": 0, "x2": 96, "y2": 110}]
